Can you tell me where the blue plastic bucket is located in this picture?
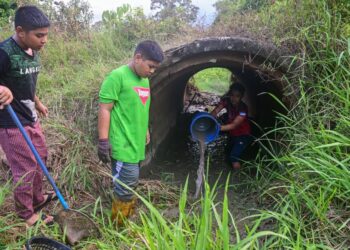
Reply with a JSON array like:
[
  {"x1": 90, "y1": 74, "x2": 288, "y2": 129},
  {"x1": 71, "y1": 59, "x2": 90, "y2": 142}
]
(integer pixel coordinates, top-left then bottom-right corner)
[{"x1": 190, "y1": 112, "x2": 220, "y2": 143}]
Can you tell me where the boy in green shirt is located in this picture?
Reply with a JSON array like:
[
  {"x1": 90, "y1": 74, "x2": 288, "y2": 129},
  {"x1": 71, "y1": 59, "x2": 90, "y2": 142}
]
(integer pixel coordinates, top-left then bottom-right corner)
[{"x1": 98, "y1": 40, "x2": 164, "y2": 225}]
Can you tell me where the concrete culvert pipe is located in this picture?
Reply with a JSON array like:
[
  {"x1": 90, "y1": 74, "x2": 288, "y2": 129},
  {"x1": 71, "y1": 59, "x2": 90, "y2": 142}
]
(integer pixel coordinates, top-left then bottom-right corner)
[{"x1": 145, "y1": 37, "x2": 293, "y2": 165}]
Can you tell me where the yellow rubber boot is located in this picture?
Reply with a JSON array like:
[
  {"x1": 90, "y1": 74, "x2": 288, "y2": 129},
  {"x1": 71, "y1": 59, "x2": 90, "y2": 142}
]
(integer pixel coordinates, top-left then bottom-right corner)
[{"x1": 111, "y1": 197, "x2": 136, "y2": 226}]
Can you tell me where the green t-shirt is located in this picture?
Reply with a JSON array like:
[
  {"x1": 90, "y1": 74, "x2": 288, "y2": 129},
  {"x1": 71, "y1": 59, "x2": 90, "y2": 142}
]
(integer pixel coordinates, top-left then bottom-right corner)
[{"x1": 99, "y1": 65, "x2": 151, "y2": 163}]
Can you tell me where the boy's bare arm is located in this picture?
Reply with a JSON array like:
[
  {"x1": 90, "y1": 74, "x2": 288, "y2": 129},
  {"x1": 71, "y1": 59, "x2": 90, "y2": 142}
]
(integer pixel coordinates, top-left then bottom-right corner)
[
  {"x1": 0, "y1": 85, "x2": 13, "y2": 109},
  {"x1": 211, "y1": 103, "x2": 224, "y2": 117},
  {"x1": 97, "y1": 102, "x2": 114, "y2": 163},
  {"x1": 98, "y1": 102, "x2": 114, "y2": 139},
  {"x1": 146, "y1": 129, "x2": 150, "y2": 145},
  {"x1": 220, "y1": 116, "x2": 245, "y2": 132},
  {"x1": 34, "y1": 95, "x2": 48, "y2": 117}
]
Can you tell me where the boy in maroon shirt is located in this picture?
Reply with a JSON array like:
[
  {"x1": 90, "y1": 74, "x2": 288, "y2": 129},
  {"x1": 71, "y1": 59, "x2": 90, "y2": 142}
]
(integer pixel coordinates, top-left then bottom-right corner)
[{"x1": 211, "y1": 82, "x2": 252, "y2": 169}]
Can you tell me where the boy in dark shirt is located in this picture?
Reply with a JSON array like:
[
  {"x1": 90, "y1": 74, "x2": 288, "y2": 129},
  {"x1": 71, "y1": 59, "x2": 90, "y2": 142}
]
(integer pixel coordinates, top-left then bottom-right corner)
[
  {"x1": 211, "y1": 82, "x2": 252, "y2": 169},
  {"x1": 0, "y1": 6, "x2": 55, "y2": 227}
]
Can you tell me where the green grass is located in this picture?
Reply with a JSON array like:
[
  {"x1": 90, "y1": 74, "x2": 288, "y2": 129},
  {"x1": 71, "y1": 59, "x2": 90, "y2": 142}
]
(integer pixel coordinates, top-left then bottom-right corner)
[
  {"x1": 0, "y1": 0, "x2": 350, "y2": 249},
  {"x1": 246, "y1": 2, "x2": 350, "y2": 247},
  {"x1": 191, "y1": 68, "x2": 231, "y2": 95},
  {"x1": 0, "y1": 172, "x2": 285, "y2": 249}
]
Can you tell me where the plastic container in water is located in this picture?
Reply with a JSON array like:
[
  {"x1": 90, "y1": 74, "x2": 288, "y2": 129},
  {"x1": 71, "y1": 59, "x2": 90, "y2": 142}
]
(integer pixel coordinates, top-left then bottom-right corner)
[
  {"x1": 25, "y1": 237, "x2": 71, "y2": 250},
  {"x1": 190, "y1": 112, "x2": 220, "y2": 143}
]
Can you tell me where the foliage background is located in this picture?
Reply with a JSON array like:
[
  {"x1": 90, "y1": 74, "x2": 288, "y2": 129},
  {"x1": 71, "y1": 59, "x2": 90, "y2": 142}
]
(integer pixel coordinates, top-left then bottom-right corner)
[{"x1": 0, "y1": 0, "x2": 349, "y2": 249}]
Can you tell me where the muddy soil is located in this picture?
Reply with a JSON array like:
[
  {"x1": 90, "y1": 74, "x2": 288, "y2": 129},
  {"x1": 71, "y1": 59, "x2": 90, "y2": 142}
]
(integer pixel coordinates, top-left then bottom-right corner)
[{"x1": 141, "y1": 130, "x2": 260, "y2": 235}]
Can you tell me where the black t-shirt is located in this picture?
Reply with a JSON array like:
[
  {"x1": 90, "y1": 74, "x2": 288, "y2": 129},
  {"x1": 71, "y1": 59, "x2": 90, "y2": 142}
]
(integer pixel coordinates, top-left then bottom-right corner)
[
  {"x1": 0, "y1": 49, "x2": 10, "y2": 74},
  {"x1": 0, "y1": 37, "x2": 40, "y2": 128}
]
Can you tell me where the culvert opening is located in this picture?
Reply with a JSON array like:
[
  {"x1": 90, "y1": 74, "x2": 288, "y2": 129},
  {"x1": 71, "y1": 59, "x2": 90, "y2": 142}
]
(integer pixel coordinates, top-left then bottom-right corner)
[
  {"x1": 141, "y1": 37, "x2": 290, "y2": 184},
  {"x1": 179, "y1": 66, "x2": 285, "y2": 140}
]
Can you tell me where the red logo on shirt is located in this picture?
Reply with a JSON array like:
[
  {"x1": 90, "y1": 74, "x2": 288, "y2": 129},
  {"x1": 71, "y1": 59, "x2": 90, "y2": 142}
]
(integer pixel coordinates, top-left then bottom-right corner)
[{"x1": 134, "y1": 87, "x2": 150, "y2": 105}]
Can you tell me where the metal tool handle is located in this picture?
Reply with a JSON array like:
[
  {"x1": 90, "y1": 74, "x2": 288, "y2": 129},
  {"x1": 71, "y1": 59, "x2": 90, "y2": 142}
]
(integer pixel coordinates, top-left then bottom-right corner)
[{"x1": 6, "y1": 104, "x2": 69, "y2": 210}]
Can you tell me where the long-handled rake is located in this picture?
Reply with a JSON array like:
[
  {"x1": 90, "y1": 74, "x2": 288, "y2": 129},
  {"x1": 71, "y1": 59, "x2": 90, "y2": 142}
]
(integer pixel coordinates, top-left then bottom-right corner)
[{"x1": 6, "y1": 105, "x2": 100, "y2": 245}]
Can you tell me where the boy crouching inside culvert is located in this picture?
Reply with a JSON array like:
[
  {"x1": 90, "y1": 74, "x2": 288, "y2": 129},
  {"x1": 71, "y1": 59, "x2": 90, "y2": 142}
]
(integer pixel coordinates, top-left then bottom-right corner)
[
  {"x1": 97, "y1": 40, "x2": 164, "y2": 225},
  {"x1": 211, "y1": 82, "x2": 253, "y2": 170},
  {"x1": 0, "y1": 6, "x2": 57, "y2": 227}
]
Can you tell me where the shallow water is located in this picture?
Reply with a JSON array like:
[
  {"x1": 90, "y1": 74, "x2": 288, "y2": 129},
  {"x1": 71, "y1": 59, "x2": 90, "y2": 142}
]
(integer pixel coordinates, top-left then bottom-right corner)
[
  {"x1": 193, "y1": 139, "x2": 206, "y2": 199},
  {"x1": 141, "y1": 131, "x2": 231, "y2": 190},
  {"x1": 141, "y1": 131, "x2": 259, "y2": 236}
]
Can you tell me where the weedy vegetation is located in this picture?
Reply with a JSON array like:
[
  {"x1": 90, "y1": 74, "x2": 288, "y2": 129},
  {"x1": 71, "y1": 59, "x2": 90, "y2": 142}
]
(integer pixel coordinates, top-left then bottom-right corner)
[{"x1": 0, "y1": 0, "x2": 349, "y2": 249}]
